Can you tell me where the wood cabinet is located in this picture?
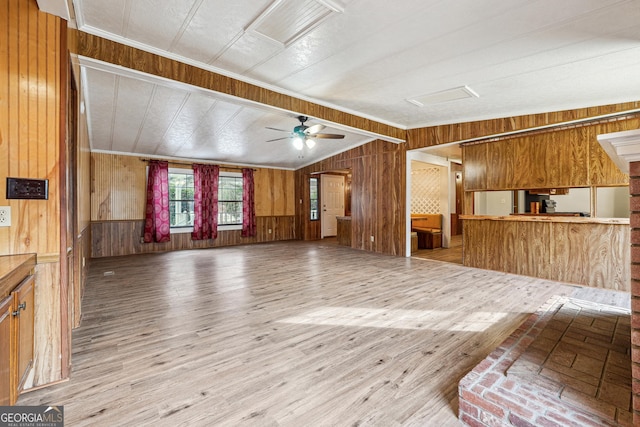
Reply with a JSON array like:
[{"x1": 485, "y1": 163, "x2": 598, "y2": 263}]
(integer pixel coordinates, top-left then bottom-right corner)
[
  {"x1": 13, "y1": 276, "x2": 34, "y2": 396},
  {"x1": 0, "y1": 295, "x2": 12, "y2": 405},
  {"x1": 463, "y1": 125, "x2": 629, "y2": 191},
  {"x1": 336, "y1": 216, "x2": 352, "y2": 246},
  {"x1": 0, "y1": 254, "x2": 36, "y2": 405}
]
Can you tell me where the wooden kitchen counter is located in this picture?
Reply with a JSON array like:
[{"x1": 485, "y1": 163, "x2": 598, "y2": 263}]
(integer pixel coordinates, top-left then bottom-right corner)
[
  {"x1": 460, "y1": 215, "x2": 629, "y2": 291},
  {"x1": 0, "y1": 254, "x2": 36, "y2": 299}
]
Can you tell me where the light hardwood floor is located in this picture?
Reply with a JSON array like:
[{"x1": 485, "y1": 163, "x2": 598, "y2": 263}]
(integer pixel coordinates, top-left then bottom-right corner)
[
  {"x1": 19, "y1": 240, "x2": 629, "y2": 426},
  {"x1": 412, "y1": 235, "x2": 463, "y2": 264}
]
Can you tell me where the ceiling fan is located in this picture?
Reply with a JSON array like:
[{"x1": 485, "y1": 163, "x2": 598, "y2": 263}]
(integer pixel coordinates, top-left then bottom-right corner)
[{"x1": 266, "y1": 116, "x2": 345, "y2": 150}]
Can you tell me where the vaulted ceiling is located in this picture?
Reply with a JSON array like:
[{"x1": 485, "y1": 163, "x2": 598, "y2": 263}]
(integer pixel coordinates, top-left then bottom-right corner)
[{"x1": 42, "y1": 0, "x2": 640, "y2": 169}]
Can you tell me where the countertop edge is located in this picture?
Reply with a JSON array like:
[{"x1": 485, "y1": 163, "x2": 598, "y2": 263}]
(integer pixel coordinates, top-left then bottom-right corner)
[
  {"x1": 459, "y1": 215, "x2": 629, "y2": 225},
  {"x1": 0, "y1": 254, "x2": 37, "y2": 300}
]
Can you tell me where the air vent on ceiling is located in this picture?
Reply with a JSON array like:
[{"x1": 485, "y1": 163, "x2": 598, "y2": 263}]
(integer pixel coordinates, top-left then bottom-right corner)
[
  {"x1": 247, "y1": 0, "x2": 344, "y2": 47},
  {"x1": 407, "y1": 85, "x2": 479, "y2": 107}
]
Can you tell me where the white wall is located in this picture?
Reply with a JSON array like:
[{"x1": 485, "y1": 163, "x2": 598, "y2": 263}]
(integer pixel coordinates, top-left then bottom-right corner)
[
  {"x1": 551, "y1": 187, "x2": 590, "y2": 213},
  {"x1": 460, "y1": 186, "x2": 629, "y2": 221},
  {"x1": 597, "y1": 186, "x2": 630, "y2": 218},
  {"x1": 474, "y1": 191, "x2": 513, "y2": 216}
]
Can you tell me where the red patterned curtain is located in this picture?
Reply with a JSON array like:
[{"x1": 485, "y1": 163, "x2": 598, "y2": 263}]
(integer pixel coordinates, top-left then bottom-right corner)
[
  {"x1": 192, "y1": 164, "x2": 219, "y2": 240},
  {"x1": 241, "y1": 168, "x2": 256, "y2": 237},
  {"x1": 143, "y1": 160, "x2": 171, "y2": 243}
]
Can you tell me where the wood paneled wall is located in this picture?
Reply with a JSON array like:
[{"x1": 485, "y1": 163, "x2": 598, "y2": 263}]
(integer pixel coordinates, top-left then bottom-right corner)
[
  {"x1": 254, "y1": 168, "x2": 295, "y2": 216},
  {"x1": 91, "y1": 154, "x2": 147, "y2": 220},
  {"x1": 462, "y1": 118, "x2": 635, "y2": 191},
  {"x1": 1, "y1": 0, "x2": 65, "y2": 387},
  {"x1": 91, "y1": 153, "x2": 295, "y2": 221},
  {"x1": 463, "y1": 217, "x2": 630, "y2": 291},
  {"x1": 90, "y1": 153, "x2": 297, "y2": 256},
  {"x1": 406, "y1": 103, "x2": 640, "y2": 149},
  {"x1": 91, "y1": 217, "x2": 295, "y2": 258},
  {"x1": 295, "y1": 140, "x2": 406, "y2": 256},
  {"x1": 1, "y1": 0, "x2": 61, "y2": 257},
  {"x1": 31, "y1": 261, "x2": 61, "y2": 386}
]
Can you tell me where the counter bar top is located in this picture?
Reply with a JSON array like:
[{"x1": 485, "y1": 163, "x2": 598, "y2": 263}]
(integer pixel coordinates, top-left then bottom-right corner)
[{"x1": 460, "y1": 215, "x2": 629, "y2": 225}]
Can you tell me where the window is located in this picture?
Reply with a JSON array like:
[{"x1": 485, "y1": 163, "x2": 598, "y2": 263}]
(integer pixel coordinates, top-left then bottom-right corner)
[
  {"x1": 218, "y1": 173, "x2": 243, "y2": 225},
  {"x1": 165, "y1": 168, "x2": 243, "y2": 232},
  {"x1": 310, "y1": 177, "x2": 319, "y2": 220},
  {"x1": 168, "y1": 169, "x2": 194, "y2": 228}
]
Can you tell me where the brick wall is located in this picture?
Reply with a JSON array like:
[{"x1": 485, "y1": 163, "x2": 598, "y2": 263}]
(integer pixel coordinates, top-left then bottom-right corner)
[{"x1": 630, "y1": 161, "x2": 640, "y2": 426}]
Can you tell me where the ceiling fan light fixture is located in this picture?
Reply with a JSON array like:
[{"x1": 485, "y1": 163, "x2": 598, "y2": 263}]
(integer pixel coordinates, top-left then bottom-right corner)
[
  {"x1": 292, "y1": 137, "x2": 304, "y2": 150},
  {"x1": 266, "y1": 115, "x2": 345, "y2": 150}
]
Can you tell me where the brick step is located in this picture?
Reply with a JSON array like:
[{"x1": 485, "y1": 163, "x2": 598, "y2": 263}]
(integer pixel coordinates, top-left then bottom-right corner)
[{"x1": 459, "y1": 296, "x2": 632, "y2": 426}]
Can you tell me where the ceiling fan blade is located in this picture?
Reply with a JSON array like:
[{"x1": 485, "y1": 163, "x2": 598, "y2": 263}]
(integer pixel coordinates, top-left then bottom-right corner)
[
  {"x1": 309, "y1": 133, "x2": 345, "y2": 139},
  {"x1": 265, "y1": 127, "x2": 289, "y2": 132},
  {"x1": 266, "y1": 137, "x2": 291, "y2": 142},
  {"x1": 306, "y1": 124, "x2": 325, "y2": 134}
]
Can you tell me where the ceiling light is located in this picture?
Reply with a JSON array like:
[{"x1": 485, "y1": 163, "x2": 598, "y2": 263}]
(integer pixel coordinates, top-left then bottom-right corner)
[
  {"x1": 407, "y1": 85, "x2": 479, "y2": 107},
  {"x1": 292, "y1": 137, "x2": 304, "y2": 150},
  {"x1": 305, "y1": 138, "x2": 316, "y2": 149}
]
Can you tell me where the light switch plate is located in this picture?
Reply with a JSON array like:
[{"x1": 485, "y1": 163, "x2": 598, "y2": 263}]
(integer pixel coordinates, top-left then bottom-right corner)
[
  {"x1": 0, "y1": 206, "x2": 11, "y2": 227},
  {"x1": 6, "y1": 177, "x2": 48, "y2": 199}
]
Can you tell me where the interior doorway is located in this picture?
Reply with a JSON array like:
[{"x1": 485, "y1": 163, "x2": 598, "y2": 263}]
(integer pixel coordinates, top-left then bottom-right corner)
[{"x1": 321, "y1": 174, "x2": 345, "y2": 237}]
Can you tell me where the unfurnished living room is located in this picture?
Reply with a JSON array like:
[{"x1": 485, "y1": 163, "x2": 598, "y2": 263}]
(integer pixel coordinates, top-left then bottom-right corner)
[{"x1": 2, "y1": 1, "x2": 640, "y2": 426}]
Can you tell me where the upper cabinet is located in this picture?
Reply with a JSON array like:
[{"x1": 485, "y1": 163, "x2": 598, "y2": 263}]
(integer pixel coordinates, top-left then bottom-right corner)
[{"x1": 463, "y1": 125, "x2": 629, "y2": 191}]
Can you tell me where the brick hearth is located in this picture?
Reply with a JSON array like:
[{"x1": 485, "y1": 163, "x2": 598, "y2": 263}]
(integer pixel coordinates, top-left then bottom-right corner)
[{"x1": 459, "y1": 296, "x2": 632, "y2": 426}]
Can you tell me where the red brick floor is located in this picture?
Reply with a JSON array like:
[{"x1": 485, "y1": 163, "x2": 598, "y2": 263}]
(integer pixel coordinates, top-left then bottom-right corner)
[{"x1": 459, "y1": 296, "x2": 632, "y2": 426}]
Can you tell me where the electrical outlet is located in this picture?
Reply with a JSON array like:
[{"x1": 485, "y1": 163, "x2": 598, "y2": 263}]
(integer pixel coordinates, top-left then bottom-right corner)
[
  {"x1": 0, "y1": 206, "x2": 11, "y2": 227},
  {"x1": 370, "y1": 235, "x2": 374, "y2": 242},
  {"x1": 268, "y1": 228, "x2": 272, "y2": 234}
]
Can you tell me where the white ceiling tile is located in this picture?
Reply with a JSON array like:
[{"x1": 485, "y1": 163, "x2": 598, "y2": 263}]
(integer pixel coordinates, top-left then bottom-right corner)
[
  {"x1": 72, "y1": 0, "x2": 640, "y2": 167},
  {"x1": 212, "y1": 31, "x2": 284, "y2": 75},
  {"x1": 132, "y1": 85, "x2": 192, "y2": 154},
  {"x1": 151, "y1": 92, "x2": 216, "y2": 157},
  {"x1": 75, "y1": 0, "x2": 128, "y2": 34},
  {"x1": 124, "y1": 0, "x2": 201, "y2": 51},
  {"x1": 170, "y1": 0, "x2": 272, "y2": 64},
  {"x1": 110, "y1": 77, "x2": 156, "y2": 152},
  {"x1": 166, "y1": 99, "x2": 241, "y2": 156},
  {"x1": 83, "y1": 68, "x2": 118, "y2": 150}
]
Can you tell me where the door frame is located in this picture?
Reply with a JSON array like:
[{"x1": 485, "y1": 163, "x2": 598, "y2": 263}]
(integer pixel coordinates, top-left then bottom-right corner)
[{"x1": 406, "y1": 150, "x2": 455, "y2": 257}]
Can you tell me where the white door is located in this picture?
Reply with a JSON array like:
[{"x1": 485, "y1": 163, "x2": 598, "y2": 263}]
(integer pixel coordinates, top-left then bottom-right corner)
[{"x1": 321, "y1": 174, "x2": 345, "y2": 237}]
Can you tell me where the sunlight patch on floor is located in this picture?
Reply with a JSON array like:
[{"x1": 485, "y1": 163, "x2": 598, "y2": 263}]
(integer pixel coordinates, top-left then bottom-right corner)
[{"x1": 278, "y1": 306, "x2": 509, "y2": 331}]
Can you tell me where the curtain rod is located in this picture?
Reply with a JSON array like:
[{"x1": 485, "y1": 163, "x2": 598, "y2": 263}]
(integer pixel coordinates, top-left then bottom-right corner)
[{"x1": 139, "y1": 158, "x2": 256, "y2": 171}]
